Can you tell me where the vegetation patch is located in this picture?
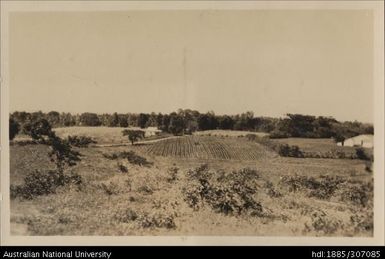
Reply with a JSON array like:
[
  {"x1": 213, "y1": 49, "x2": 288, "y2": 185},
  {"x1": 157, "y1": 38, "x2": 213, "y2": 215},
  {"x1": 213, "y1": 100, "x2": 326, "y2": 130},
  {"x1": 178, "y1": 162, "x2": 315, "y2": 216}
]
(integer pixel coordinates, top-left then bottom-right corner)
[
  {"x1": 11, "y1": 170, "x2": 82, "y2": 200},
  {"x1": 67, "y1": 135, "x2": 97, "y2": 147},
  {"x1": 304, "y1": 209, "x2": 343, "y2": 235},
  {"x1": 280, "y1": 175, "x2": 373, "y2": 207},
  {"x1": 103, "y1": 151, "x2": 153, "y2": 167},
  {"x1": 183, "y1": 165, "x2": 264, "y2": 217}
]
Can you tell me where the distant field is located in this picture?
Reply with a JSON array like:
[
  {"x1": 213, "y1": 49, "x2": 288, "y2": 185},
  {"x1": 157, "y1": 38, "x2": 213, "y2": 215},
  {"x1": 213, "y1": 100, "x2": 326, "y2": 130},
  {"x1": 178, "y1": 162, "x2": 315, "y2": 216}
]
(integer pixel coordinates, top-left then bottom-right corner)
[
  {"x1": 146, "y1": 135, "x2": 277, "y2": 160},
  {"x1": 45, "y1": 127, "x2": 169, "y2": 145},
  {"x1": 194, "y1": 130, "x2": 268, "y2": 137},
  {"x1": 271, "y1": 138, "x2": 373, "y2": 157}
]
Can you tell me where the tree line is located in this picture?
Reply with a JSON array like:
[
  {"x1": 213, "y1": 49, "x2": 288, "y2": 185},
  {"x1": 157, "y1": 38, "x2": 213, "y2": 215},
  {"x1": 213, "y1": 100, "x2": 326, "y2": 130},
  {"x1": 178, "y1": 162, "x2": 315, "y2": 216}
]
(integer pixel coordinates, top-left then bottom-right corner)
[{"x1": 9, "y1": 109, "x2": 373, "y2": 140}]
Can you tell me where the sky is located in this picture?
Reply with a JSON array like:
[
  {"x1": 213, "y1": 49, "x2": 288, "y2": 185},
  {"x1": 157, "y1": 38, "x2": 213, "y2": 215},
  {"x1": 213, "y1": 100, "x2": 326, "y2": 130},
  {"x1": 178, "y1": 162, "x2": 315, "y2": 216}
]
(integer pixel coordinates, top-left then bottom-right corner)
[{"x1": 10, "y1": 10, "x2": 374, "y2": 122}]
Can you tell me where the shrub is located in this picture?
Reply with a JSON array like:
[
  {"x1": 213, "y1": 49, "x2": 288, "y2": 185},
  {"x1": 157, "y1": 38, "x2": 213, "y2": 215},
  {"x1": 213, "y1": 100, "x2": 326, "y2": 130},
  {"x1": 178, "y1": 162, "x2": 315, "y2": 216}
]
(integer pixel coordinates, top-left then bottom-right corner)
[
  {"x1": 114, "y1": 208, "x2": 138, "y2": 223},
  {"x1": 103, "y1": 153, "x2": 118, "y2": 160},
  {"x1": 137, "y1": 213, "x2": 176, "y2": 229},
  {"x1": 10, "y1": 170, "x2": 82, "y2": 200},
  {"x1": 167, "y1": 166, "x2": 179, "y2": 182},
  {"x1": 9, "y1": 118, "x2": 20, "y2": 140},
  {"x1": 279, "y1": 175, "x2": 345, "y2": 200},
  {"x1": 339, "y1": 182, "x2": 373, "y2": 207},
  {"x1": 365, "y1": 161, "x2": 373, "y2": 173},
  {"x1": 120, "y1": 151, "x2": 153, "y2": 167},
  {"x1": 23, "y1": 119, "x2": 53, "y2": 143},
  {"x1": 67, "y1": 135, "x2": 96, "y2": 147},
  {"x1": 264, "y1": 181, "x2": 283, "y2": 198},
  {"x1": 278, "y1": 144, "x2": 304, "y2": 158},
  {"x1": 350, "y1": 210, "x2": 373, "y2": 233},
  {"x1": 138, "y1": 185, "x2": 154, "y2": 195},
  {"x1": 104, "y1": 151, "x2": 152, "y2": 167},
  {"x1": 355, "y1": 148, "x2": 370, "y2": 161},
  {"x1": 117, "y1": 163, "x2": 128, "y2": 173},
  {"x1": 304, "y1": 210, "x2": 343, "y2": 235},
  {"x1": 269, "y1": 130, "x2": 290, "y2": 139},
  {"x1": 183, "y1": 165, "x2": 264, "y2": 217}
]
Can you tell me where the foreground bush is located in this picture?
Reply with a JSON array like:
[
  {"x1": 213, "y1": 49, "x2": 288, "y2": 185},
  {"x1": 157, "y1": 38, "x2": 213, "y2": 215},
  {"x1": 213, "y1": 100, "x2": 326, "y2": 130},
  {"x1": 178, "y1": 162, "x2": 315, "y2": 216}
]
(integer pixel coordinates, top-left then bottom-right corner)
[
  {"x1": 10, "y1": 170, "x2": 82, "y2": 200},
  {"x1": 12, "y1": 118, "x2": 83, "y2": 199},
  {"x1": 280, "y1": 175, "x2": 373, "y2": 206},
  {"x1": 183, "y1": 165, "x2": 264, "y2": 217},
  {"x1": 114, "y1": 208, "x2": 176, "y2": 229}
]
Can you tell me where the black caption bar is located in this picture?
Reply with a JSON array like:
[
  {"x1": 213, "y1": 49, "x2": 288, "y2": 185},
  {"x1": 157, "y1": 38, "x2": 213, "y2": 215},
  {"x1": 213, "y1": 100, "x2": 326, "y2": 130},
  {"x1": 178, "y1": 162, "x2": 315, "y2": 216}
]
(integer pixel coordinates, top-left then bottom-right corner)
[{"x1": 0, "y1": 246, "x2": 384, "y2": 259}]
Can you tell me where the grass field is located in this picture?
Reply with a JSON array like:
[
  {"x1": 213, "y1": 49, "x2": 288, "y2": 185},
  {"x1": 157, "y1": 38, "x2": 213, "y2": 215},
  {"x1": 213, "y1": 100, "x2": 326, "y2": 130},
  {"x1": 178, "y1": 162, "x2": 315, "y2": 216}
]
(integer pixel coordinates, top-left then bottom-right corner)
[
  {"x1": 270, "y1": 137, "x2": 373, "y2": 157},
  {"x1": 10, "y1": 127, "x2": 373, "y2": 236}
]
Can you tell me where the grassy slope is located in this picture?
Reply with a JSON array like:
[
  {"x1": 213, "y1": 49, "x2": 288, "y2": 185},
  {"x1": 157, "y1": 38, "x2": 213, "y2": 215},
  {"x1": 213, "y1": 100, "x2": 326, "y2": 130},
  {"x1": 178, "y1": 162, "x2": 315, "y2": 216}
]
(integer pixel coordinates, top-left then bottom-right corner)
[{"x1": 10, "y1": 137, "x2": 373, "y2": 236}]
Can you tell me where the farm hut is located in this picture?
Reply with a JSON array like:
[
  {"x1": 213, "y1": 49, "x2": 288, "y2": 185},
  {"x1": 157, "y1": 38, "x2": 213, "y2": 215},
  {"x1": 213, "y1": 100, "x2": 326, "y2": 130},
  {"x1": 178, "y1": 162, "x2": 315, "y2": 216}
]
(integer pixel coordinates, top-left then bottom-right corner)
[
  {"x1": 337, "y1": 134, "x2": 373, "y2": 148},
  {"x1": 145, "y1": 127, "x2": 161, "y2": 137}
]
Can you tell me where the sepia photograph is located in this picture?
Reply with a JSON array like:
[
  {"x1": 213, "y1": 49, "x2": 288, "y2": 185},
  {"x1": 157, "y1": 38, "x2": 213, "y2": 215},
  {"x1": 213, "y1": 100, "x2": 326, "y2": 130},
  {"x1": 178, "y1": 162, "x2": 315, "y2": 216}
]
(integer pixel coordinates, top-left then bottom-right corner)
[{"x1": 1, "y1": 1, "x2": 384, "y2": 245}]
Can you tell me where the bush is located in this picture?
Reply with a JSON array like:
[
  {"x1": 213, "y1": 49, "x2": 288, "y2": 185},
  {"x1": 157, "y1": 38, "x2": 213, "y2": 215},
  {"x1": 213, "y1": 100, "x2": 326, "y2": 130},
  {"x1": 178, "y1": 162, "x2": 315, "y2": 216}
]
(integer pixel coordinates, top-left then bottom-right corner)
[
  {"x1": 23, "y1": 119, "x2": 53, "y2": 143},
  {"x1": 304, "y1": 210, "x2": 343, "y2": 235},
  {"x1": 9, "y1": 118, "x2": 20, "y2": 140},
  {"x1": 278, "y1": 144, "x2": 304, "y2": 158},
  {"x1": 10, "y1": 170, "x2": 82, "y2": 200},
  {"x1": 365, "y1": 161, "x2": 373, "y2": 173},
  {"x1": 103, "y1": 153, "x2": 118, "y2": 160},
  {"x1": 67, "y1": 135, "x2": 96, "y2": 147},
  {"x1": 114, "y1": 208, "x2": 138, "y2": 222},
  {"x1": 137, "y1": 213, "x2": 176, "y2": 229},
  {"x1": 339, "y1": 182, "x2": 373, "y2": 207},
  {"x1": 117, "y1": 163, "x2": 128, "y2": 173},
  {"x1": 103, "y1": 151, "x2": 152, "y2": 167},
  {"x1": 279, "y1": 175, "x2": 345, "y2": 200},
  {"x1": 269, "y1": 130, "x2": 290, "y2": 139},
  {"x1": 138, "y1": 185, "x2": 154, "y2": 195},
  {"x1": 350, "y1": 210, "x2": 373, "y2": 233},
  {"x1": 167, "y1": 167, "x2": 179, "y2": 182},
  {"x1": 183, "y1": 165, "x2": 264, "y2": 217},
  {"x1": 355, "y1": 148, "x2": 370, "y2": 161}
]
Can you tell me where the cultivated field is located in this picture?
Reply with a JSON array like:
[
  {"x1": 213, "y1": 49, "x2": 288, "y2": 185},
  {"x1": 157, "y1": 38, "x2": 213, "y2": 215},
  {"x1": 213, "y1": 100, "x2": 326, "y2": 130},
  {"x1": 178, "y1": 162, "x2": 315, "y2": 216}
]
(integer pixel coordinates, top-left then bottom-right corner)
[
  {"x1": 10, "y1": 127, "x2": 373, "y2": 236},
  {"x1": 194, "y1": 129, "x2": 268, "y2": 137},
  {"x1": 146, "y1": 136, "x2": 277, "y2": 160}
]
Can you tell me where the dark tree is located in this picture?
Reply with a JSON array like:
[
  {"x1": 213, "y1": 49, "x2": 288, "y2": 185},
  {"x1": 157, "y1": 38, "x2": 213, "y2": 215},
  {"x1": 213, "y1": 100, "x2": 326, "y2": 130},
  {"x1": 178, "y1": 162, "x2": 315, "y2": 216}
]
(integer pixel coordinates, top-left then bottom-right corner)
[
  {"x1": 198, "y1": 112, "x2": 218, "y2": 131},
  {"x1": 137, "y1": 113, "x2": 149, "y2": 128},
  {"x1": 9, "y1": 118, "x2": 20, "y2": 140},
  {"x1": 79, "y1": 113, "x2": 101, "y2": 126},
  {"x1": 168, "y1": 113, "x2": 185, "y2": 135},
  {"x1": 218, "y1": 115, "x2": 234, "y2": 130},
  {"x1": 118, "y1": 114, "x2": 129, "y2": 128},
  {"x1": 47, "y1": 111, "x2": 61, "y2": 127},
  {"x1": 108, "y1": 112, "x2": 119, "y2": 127},
  {"x1": 23, "y1": 119, "x2": 53, "y2": 143},
  {"x1": 122, "y1": 129, "x2": 145, "y2": 145}
]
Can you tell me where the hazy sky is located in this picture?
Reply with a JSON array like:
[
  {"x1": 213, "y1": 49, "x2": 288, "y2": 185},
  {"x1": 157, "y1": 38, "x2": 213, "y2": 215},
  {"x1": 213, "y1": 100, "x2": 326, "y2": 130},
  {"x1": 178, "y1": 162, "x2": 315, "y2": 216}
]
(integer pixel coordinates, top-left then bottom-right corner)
[{"x1": 10, "y1": 10, "x2": 373, "y2": 122}]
